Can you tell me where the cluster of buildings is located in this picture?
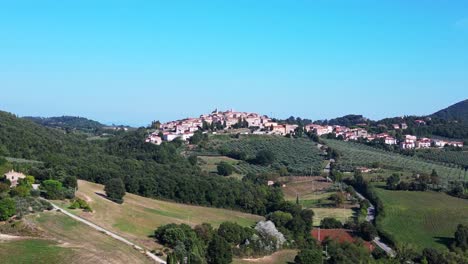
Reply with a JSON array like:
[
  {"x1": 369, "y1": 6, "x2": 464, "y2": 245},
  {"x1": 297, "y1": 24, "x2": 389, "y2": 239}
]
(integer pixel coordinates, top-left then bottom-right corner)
[
  {"x1": 145, "y1": 110, "x2": 464, "y2": 149},
  {"x1": 305, "y1": 123, "x2": 464, "y2": 149},
  {"x1": 146, "y1": 109, "x2": 307, "y2": 144}
]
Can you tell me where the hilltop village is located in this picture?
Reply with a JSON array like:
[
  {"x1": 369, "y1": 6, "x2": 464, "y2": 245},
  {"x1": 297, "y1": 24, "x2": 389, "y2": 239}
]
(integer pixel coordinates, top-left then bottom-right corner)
[{"x1": 145, "y1": 109, "x2": 464, "y2": 149}]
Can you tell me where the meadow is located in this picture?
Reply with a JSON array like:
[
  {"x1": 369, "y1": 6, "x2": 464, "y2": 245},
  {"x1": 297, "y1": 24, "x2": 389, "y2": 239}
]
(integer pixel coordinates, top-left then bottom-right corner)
[
  {"x1": 0, "y1": 239, "x2": 70, "y2": 264},
  {"x1": 54, "y1": 180, "x2": 263, "y2": 249},
  {"x1": 373, "y1": 185, "x2": 468, "y2": 251},
  {"x1": 323, "y1": 139, "x2": 467, "y2": 187}
]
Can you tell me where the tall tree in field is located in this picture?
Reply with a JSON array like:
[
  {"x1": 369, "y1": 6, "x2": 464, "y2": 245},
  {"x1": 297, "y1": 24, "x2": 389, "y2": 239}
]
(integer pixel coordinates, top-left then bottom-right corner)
[
  {"x1": 206, "y1": 234, "x2": 232, "y2": 264},
  {"x1": 454, "y1": 224, "x2": 468, "y2": 251},
  {"x1": 104, "y1": 178, "x2": 126, "y2": 204}
]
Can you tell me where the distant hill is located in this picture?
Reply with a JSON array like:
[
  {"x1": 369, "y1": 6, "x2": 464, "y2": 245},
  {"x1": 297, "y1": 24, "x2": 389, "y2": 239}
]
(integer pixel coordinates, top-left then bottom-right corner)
[
  {"x1": 316, "y1": 114, "x2": 369, "y2": 127},
  {"x1": 23, "y1": 116, "x2": 105, "y2": 132},
  {"x1": 431, "y1": 99, "x2": 468, "y2": 123}
]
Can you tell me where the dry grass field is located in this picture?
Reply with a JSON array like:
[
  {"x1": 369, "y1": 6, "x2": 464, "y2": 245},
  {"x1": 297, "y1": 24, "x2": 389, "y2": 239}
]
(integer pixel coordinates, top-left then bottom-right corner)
[
  {"x1": 54, "y1": 180, "x2": 263, "y2": 249},
  {"x1": 0, "y1": 211, "x2": 152, "y2": 264}
]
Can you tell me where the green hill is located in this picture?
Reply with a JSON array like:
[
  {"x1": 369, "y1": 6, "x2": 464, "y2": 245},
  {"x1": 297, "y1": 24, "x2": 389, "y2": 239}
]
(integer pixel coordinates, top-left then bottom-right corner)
[
  {"x1": 431, "y1": 99, "x2": 468, "y2": 123},
  {"x1": 0, "y1": 110, "x2": 282, "y2": 216},
  {"x1": 23, "y1": 116, "x2": 105, "y2": 132}
]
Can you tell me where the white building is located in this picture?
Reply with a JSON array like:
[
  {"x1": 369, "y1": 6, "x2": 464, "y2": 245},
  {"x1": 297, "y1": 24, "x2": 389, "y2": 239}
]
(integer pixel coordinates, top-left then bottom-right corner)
[
  {"x1": 4, "y1": 170, "x2": 26, "y2": 187},
  {"x1": 384, "y1": 137, "x2": 397, "y2": 145}
]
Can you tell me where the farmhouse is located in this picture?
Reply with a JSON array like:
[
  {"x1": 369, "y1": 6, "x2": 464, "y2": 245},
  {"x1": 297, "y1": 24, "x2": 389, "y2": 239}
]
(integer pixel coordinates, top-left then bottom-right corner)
[
  {"x1": 447, "y1": 141, "x2": 464, "y2": 148},
  {"x1": 432, "y1": 139, "x2": 447, "y2": 148},
  {"x1": 145, "y1": 135, "x2": 162, "y2": 145},
  {"x1": 3, "y1": 170, "x2": 26, "y2": 187},
  {"x1": 384, "y1": 136, "x2": 397, "y2": 145},
  {"x1": 416, "y1": 138, "x2": 431, "y2": 149},
  {"x1": 400, "y1": 140, "x2": 415, "y2": 149}
]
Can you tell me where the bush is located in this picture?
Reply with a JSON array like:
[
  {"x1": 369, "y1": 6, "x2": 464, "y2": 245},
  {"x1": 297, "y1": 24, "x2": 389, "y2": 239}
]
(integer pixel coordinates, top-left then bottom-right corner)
[
  {"x1": 69, "y1": 198, "x2": 92, "y2": 212},
  {"x1": 320, "y1": 217, "x2": 343, "y2": 229},
  {"x1": 295, "y1": 248, "x2": 322, "y2": 264}
]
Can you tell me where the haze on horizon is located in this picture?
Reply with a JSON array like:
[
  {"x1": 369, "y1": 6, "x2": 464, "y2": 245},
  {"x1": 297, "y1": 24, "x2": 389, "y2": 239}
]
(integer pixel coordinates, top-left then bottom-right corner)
[{"x1": 1, "y1": 1, "x2": 467, "y2": 126}]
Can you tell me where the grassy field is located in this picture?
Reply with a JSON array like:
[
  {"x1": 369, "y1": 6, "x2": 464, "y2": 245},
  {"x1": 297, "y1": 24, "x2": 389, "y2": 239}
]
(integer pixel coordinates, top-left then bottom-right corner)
[
  {"x1": 233, "y1": 249, "x2": 298, "y2": 264},
  {"x1": 203, "y1": 135, "x2": 324, "y2": 175},
  {"x1": 0, "y1": 239, "x2": 71, "y2": 264},
  {"x1": 323, "y1": 139, "x2": 467, "y2": 187},
  {"x1": 374, "y1": 185, "x2": 468, "y2": 251},
  {"x1": 0, "y1": 211, "x2": 152, "y2": 264},
  {"x1": 55, "y1": 180, "x2": 263, "y2": 249}
]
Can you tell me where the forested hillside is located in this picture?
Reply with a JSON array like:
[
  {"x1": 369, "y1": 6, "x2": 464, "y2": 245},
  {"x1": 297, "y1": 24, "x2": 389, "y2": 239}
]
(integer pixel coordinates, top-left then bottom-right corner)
[
  {"x1": 431, "y1": 99, "x2": 468, "y2": 123},
  {"x1": 23, "y1": 116, "x2": 105, "y2": 133},
  {"x1": 0, "y1": 111, "x2": 283, "y2": 215}
]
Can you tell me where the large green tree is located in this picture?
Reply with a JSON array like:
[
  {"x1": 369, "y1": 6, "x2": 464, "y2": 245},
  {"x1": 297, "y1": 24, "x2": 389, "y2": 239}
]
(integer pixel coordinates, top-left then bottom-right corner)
[
  {"x1": 206, "y1": 234, "x2": 232, "y2": 264},
  {"x1": 454, "y1": 224, "x2": 468, "y2": 251},
  {"x1": 41, "y1": 180, "x2": 64, "y2": 200},
  {"x1": 0, "y1": 198, "x2": 16, "y2": 221},
  {"x1": 104, "y1": 178, "x2": 126, "y2": 204}
]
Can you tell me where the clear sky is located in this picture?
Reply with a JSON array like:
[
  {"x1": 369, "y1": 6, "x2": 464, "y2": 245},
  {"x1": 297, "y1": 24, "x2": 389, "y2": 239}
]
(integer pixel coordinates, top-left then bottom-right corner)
[{"x1": 0, "y1": 1, "x2": 467, "y2": 126}]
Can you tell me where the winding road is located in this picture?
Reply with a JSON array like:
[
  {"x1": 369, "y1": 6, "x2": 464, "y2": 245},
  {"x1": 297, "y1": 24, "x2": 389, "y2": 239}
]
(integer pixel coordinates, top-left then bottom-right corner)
[
  {"x1": 48, "y1": 202, "x2": 166, "y2": 264},
  {"x1": 354, "y1": 191, "x2": 395, "y2": 257}
]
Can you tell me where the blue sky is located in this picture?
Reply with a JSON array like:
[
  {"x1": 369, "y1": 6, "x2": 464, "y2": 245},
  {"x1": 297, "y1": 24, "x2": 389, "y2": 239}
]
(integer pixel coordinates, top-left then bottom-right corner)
[{"x1": 0, "y1": 1, "x2": 467, "y2": 126}]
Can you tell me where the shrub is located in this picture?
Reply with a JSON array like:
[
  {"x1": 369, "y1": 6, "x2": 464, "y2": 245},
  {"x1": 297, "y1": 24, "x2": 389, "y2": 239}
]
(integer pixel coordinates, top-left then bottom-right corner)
[
  {"x1": 68, "y1": 198, "x2": 92, "y2": 212},
  {"x1": 320, "y1": 217, "x2": 343, "y2": 229}
]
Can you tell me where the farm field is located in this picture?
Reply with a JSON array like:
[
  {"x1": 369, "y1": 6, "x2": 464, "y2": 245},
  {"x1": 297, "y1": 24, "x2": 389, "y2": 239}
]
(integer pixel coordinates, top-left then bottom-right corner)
[
  {"x1": 233, "y1": 249, "x2": 298, "y2": 264},
  {"x1": 323, "y1": 139, "x2": 467, "y2": 187},
  {"x1": 415, "y1": 149, "x2": 468, "y2": 167},
  {"x1": 373, "y1": 185, "x2": 468, "y2": 251},
  {"x1": 204, "y1": 135, "x2": 325, "y2": 175},
  {"x1": 312, "y1": 208, "x2": 355, "y2": 227},
  {"x1": 0, "y1": 211, "x2": 152, "y2": 264},
  {"x1": 281, "y1": 177, "x2": 356, "y2": 226},
  {"x1": 54, "y1": 180, "x2": 263, "y2": 249}
]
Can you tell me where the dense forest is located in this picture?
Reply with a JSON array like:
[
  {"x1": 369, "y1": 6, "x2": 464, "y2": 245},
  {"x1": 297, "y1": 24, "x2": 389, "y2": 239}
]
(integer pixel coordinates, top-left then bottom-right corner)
[
  {"x1": 0, "y1": 111, "x2": 282, "y2": 215},
  {"x1": 23, "y1": 116, "x2": 105, "y2": 132}
]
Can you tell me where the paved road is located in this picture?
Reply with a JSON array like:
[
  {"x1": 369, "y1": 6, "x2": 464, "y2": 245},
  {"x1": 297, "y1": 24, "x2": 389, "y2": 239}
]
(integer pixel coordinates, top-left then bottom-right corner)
[
  {"x1": 354, "y1": 191, "x2": 395, "y2": 257},
  {"x1": 48, "y1": 202, "x2": 166, "y2": 264}
]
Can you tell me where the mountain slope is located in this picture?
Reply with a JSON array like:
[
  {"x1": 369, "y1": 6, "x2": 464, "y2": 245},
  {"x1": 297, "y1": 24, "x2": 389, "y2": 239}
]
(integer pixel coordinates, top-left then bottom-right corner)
[{"x1": 431, "y1": 99, "x2": 468, "y2": 123}]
